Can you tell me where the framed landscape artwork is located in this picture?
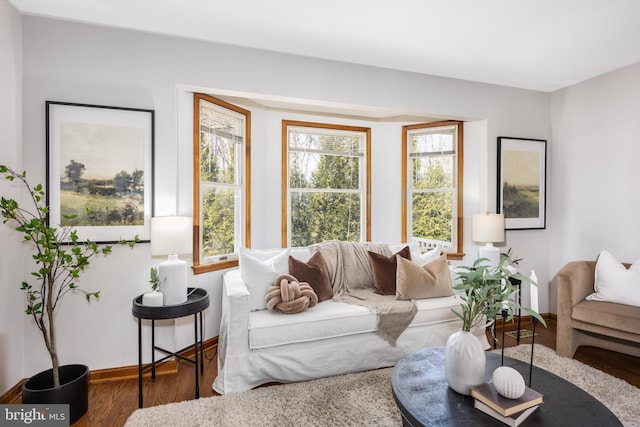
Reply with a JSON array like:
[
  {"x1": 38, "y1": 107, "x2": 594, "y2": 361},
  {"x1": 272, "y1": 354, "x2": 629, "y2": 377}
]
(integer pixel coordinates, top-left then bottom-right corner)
[
  {"x1": 46, "y1": 101, "x2": 155, "y2": 243},
  {"x1": 497, "y1": 137, "x2": 546, "y2": 230}
]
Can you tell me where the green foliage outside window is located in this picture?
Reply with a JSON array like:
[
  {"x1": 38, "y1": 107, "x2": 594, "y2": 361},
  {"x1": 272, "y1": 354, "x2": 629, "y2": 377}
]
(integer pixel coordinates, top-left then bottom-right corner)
[
  {"x1": 289, "y1": 130, "x2": 364, "y2": 246},
  {"x1": 200, "y1": 128, "x2": 237, "y2": 258},
  {"x1": 201, "y1": 187, "x2": 235, "y2": 257},
  {"x1": 410, "y1": 146, "x2": 454, "y2": 245}
]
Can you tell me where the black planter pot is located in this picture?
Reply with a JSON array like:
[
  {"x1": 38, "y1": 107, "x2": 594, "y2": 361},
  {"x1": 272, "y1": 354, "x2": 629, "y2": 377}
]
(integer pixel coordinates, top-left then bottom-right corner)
[{"x1": 22, "y1": 364, "x2": 89, "y2": 424}]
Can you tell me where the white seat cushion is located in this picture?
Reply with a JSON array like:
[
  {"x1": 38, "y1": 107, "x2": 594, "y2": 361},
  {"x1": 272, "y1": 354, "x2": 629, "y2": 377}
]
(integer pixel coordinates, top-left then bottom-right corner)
[
  {"x1": 249, "y1": 301, "x2": 374, "y2": 349},
  {"x1": 248, "y1": 295, "x2": 460, "y2": 349},
  {"x1": 411, "y1": 296, "x2": 461, "y2": 326}
]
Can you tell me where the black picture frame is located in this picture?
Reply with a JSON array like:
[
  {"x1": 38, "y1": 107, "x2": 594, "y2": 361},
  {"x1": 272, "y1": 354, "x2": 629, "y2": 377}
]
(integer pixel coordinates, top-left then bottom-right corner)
[
  {"x1": 46, "y1": 101, "x2": 155, "y2": 243},
  {"x1": 497, "y1": 136, "x2": 546, "y2": 230}
]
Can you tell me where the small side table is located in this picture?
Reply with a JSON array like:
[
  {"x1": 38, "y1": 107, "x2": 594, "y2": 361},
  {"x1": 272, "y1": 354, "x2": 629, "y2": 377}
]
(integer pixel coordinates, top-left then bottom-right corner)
[{"x1": 132, "y1": 287, "x2": 210, "y2": 408}]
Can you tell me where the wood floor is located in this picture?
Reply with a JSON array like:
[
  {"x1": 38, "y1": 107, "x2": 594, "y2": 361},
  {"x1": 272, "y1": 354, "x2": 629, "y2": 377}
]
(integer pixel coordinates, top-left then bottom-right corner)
[{"x1": 14, "y1": 317, "x2": 640, "y2": 426}]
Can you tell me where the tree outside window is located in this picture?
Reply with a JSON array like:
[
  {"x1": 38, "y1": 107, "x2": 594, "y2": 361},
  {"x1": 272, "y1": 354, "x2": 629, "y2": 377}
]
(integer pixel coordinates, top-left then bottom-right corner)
[
  {"x1": 193, "y1": 93, "x2": 250, "y2": 273},
  {"x1": 403, "y1": 121, "x2": 463, "y2": 259},
  {"x1": 283, "y1": 121, "x2": 371, "y2": 247}
]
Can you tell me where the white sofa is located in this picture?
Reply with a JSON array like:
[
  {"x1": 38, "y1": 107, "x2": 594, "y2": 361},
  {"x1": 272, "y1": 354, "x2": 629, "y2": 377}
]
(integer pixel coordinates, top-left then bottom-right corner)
[{"x1": 213, "y1": 242, "x2": 488, "y2": 394}]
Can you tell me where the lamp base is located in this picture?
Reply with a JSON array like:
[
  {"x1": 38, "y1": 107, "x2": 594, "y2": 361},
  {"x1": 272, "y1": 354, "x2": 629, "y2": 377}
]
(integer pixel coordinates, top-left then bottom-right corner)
[
  {"x1": 158, "y1": 254, "x2": 188, "y2": 305},
  {"x1": 478, "y1": 244, "x2": 500, "y2": 267}
]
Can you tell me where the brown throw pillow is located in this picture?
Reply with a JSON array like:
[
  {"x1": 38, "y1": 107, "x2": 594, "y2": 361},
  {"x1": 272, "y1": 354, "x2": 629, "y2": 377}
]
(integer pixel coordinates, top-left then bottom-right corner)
[
  {"x1": 368, "y1": 246, "x2": 412, "y2": 295},
  {"x1": 395, "y1": 254, "x2": 454, "y2": 300},
  {"x1": 288, "y1": 252, "x2": 333, "y2": 301}
]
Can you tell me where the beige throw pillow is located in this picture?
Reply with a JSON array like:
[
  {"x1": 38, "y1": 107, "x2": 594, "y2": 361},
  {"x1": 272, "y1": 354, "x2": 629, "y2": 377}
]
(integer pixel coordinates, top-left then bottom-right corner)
[{"x1": 395, "y1": 254, "x2": 454, "y2": 300}]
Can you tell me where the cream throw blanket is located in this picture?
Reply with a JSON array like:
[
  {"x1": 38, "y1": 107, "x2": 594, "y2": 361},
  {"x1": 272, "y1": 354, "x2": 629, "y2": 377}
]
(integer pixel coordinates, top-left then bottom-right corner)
[{"x1": 312, "y1": 241, "x2": 417, "y2": 346}]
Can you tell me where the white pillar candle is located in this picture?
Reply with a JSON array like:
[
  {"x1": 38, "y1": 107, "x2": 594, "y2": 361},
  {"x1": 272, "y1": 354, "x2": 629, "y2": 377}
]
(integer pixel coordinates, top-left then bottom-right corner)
[
  {"x1": 504, "y1": 265, "x2": 518, "y2": 310},
  {"x1": 529, "y1": 269, "x2": 539, "y2": 313},
  {"x1": 501, "y1": 279, "x2": 510, "y2": 310},
  {"x1": 142, "y1": 290, "x2": 163, "y2": 307}
]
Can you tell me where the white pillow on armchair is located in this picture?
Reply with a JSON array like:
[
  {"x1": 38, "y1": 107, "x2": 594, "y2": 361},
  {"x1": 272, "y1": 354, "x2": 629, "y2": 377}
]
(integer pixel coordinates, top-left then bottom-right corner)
[{"x1": 587, "y1": 250, "x2": 640, "y2": 307}]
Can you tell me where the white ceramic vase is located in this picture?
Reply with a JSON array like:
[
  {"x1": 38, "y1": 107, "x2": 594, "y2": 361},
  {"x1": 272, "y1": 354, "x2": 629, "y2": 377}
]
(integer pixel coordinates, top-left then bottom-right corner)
[{"x1": 445, "y1": 330, "x2": 486, "y2": 395}]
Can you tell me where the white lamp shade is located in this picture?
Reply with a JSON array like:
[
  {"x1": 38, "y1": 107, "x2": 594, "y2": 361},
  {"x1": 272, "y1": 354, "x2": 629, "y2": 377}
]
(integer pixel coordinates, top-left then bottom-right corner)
[
  {"x1": 472, "y1": 213, "x2": 505, "y2": 243},
  {"x1": 150, "y1": 216, "x2": 192, "y2": 256}
]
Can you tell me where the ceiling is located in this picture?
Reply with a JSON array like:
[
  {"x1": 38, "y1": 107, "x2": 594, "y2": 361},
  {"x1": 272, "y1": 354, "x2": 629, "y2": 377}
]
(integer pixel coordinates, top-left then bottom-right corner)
[{"x1": 9, "y1": 0, "x2": 640, "y2": 93}]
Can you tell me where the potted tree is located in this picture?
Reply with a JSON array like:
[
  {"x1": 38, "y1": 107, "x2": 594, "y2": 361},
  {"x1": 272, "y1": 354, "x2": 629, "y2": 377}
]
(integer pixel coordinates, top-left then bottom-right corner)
[
  {"x1": 445, "y1": 254, "x2": 546, "y2": 395},
  {"x1": 0, "y1": 165, "x2": 138, "y2": 423}
]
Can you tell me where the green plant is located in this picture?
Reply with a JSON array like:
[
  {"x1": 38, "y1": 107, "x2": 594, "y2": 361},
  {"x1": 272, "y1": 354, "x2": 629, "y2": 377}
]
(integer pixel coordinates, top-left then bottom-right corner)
[
  {"x1": 501, "y1": 247, "x2": 522, "y2": 267},
  {"x1": 149, "y1": 267, "x2": 161, "y2": 290},
  {"x1": 452, "y1": 254, "x2": 546, "y2": 334},
  {"x1": 0, "y1": 165, "x2": 139, "y2": 388}
]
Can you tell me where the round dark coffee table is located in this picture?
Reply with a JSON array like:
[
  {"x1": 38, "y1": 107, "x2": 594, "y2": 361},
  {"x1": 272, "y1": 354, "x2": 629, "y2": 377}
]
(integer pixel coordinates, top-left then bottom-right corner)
[{"x1": 391, "y1": 347, "x2": 622, "y2": 426}]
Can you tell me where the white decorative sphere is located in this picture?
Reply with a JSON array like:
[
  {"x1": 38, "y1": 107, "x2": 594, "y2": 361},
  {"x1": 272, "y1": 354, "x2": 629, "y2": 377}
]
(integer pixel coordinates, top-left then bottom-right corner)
[{"x1": 492, "y1": 366, "x2": 525, "y2": 399}]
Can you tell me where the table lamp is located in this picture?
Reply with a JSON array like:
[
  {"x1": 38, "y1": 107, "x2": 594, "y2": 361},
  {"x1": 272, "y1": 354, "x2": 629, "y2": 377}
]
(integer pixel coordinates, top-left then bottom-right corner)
[
  {"x1": 150, "y1": 216, "x2": 192, "y2": 305},
  {"x1": 472, "y1": 212, "x2": 505, "y2": 267}
]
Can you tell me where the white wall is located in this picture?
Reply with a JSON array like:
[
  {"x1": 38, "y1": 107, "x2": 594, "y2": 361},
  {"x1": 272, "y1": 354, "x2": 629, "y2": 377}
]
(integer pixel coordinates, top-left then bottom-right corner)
[
  {"x1": 0, "y1": 1, "x2": 25, "y2": 393},
  {"x1": 548, "y1": 61, "x2": 640, "y2": 311},
  {"x1": 15, "y1": 15, "x2": 551, "y2": 384}
]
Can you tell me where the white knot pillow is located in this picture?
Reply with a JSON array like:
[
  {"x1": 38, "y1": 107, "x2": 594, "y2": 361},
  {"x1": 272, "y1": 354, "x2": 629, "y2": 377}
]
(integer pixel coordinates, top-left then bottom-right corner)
[{"x1": 265, "y1": 274, "x2": 318, "y2": 314}]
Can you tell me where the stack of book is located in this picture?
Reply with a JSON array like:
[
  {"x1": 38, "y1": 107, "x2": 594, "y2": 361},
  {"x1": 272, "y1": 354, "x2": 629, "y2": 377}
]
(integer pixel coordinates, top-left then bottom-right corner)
[{"x1": 470, "y1": 382, "x2": 543, "y2": 426}]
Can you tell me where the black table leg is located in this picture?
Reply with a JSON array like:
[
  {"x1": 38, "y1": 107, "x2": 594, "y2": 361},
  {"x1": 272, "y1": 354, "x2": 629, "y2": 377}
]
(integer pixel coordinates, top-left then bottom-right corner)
[
  {"x1": 529, "y1": 317, "x2": 538, "y2": 387},
  {"x1": 199, "y1": 311, "x2": 205, "y2": 374},
  {"x1": 501, "y1": 308, "x2": 507, "y2": 366},
  {"x1": 194, "y1": 313, "x2": 200, "y2": 399},
  {"x1": 492, "y1": 318, "x2": 498, "y2": 349},
  {"x1": 138, "y1": 318, "x2": 143, "y2": 408},
  {"x1": 151, "y1": 319, "x2": 156, "y2": 381},
  {"x1": 517, "y1": 283, "x2": 522, "y2": 344}
]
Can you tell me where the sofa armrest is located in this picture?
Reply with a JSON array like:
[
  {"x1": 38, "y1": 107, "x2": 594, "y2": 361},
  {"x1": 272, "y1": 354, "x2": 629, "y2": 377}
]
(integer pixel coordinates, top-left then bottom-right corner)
[
  {"x1": 219, "y1": 269, "x2": 251, "y2": 356},
  {"x1": 214, "y1": 269, "x2": 252, "y2": 394},
  {"x1": 220, "y1": 270, "x2": 251, "y2": 348},
  {"x1": 223, "y1": 268, "x2": 251, "y2": 301},
  {"x1": 557, "y1": 261, "x2": 596, "y2": 310},
  {"x1": 556, "y1": 260, "x2": 596, "y2": 357}
]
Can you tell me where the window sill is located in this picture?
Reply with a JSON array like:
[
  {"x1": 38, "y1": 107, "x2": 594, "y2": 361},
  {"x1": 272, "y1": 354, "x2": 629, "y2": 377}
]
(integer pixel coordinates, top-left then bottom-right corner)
[
  {"x1": 446, "y1": 252, "x2": 465, "y2": 261},
  {"x1": 192, "y1": 259, "x2": 238, "y2": 275}
]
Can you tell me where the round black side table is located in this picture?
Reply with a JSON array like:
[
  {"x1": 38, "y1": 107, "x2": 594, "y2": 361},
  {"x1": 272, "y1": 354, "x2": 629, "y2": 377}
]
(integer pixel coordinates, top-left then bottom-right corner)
[{"x1": 132, "y1": 287, "x2": 210, "y2": 408}]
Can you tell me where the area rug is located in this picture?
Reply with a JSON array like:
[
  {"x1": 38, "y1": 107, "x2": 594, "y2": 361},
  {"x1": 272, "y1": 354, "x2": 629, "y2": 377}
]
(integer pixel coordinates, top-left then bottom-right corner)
[
  {"x1": 505, "y1": 328, "x2": 536, "y2": 339},
  {"x1": 125, "y1": 344, "x2": 639, "y2": 427}
]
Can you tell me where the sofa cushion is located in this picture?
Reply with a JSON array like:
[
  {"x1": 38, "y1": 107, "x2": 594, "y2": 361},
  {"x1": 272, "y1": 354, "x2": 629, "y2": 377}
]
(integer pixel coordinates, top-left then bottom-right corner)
[
  {"x1": 249, "y1": 301, "x2": 374, "y2": 349},
  {"x1": 289, "y1": 252, "x2": 333, "y2": 301},
  {"x1": 311, "y1": 241, "x2": 390, "y2": 293},
  {"x1": 240, "y1": 247, "x2": 290, "y2": 311},
  {"x1": 368, "y1": 246, "x2": 412, "y2": 295},
  {"x1": 572, "y1": 299, "x2": 640, "y2": 335},
  {"x1": 412, "y1": 247, "x2": 443, "y2": 266},
  {"x1": 248, "y1": 295, "x2": 461, "y2": 349},
  {"x1": 587, "y1": 250, "x2": 640, "y2": 307},
  {"x1": 388, "y1": 242, "x2": 442, "y2": 266},
  {"x1": 395, "y1": 254, "x2": 454, "y2": 300}
]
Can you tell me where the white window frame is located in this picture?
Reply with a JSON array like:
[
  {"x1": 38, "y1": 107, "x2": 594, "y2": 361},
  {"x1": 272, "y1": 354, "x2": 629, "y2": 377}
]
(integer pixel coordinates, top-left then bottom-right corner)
[
  {"x1": 193, "y1": 93, "x2": 250, "y2": 273},
  {"x1": 402, "y1": 121, "x2": 464, "y2": 259},
  {"x1": 282, "y1": 120, "x2": 371, "y2": 247}
]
